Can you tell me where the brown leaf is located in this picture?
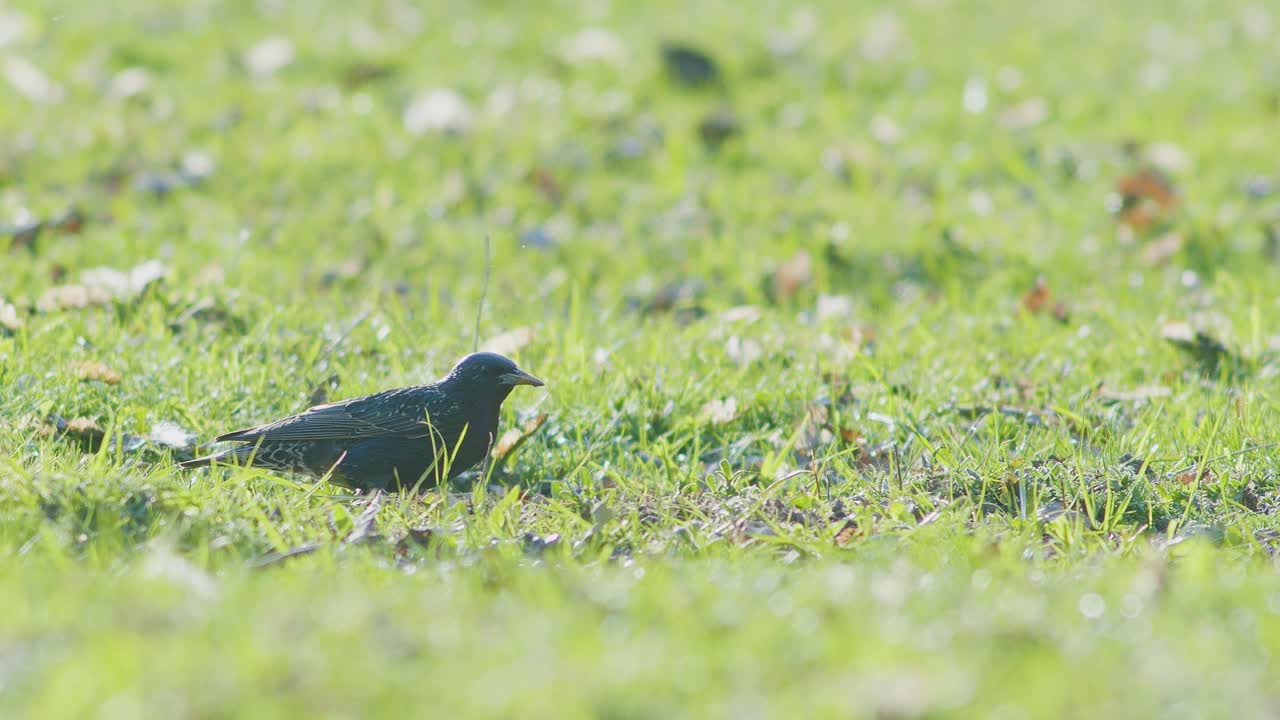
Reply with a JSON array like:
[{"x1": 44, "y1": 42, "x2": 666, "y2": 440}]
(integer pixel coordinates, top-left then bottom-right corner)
[
  {"x1": 44, "y1": 415, "x2": 107, "y2": 452},
  {"x1": 772, "y1": 251, "x2": 812, "y2": 301},
  {"x1": 1020, "y1": 278, "x2": 1069, "y2": 323},
  {"x1": 342, "y1": 62, "x2": 395, "y2": 89},
  {"x1": 491, "y1": 413, "x2": 548, "y2": 462},
  {"x1": 480, "y1": 326, "x2": 536, "y2": 356},
  {"x1": 1115, "y1": 167, "x2": 1178, "y2": 230},
  {"x1": 1140, "y1": 231, "x2": 1184, "y2": 265},
  {"x1": 1021, "y1": 276, "x2": 1050, "y2": 313},
  {"x1": 50, "y1": 207, "x2": 85, "y2": 234},
  {"x1": 1175, "y1": 469, "x2": 1215, "y2": 486},
  {"x1": 74, "y1": 360, "x2": 122, "y2": 385},
  {"x1": 700, "y1": 397, "x2": 740, "y2": 425},
  {"x1": 834, "y1": 518, "x2": 861, "y2": 547},
  {"x1": 526, "y1": 168, "x2": 563, "y2": 204}
]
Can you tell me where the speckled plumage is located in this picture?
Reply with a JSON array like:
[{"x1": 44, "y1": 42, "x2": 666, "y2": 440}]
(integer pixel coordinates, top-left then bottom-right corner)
[{"x1": 180, "y1": 352, "x2": 544, "y2": 491}]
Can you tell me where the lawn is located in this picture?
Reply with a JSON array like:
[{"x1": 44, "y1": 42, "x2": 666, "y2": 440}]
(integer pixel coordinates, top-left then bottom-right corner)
[{"x1": 3, "y1": 0, "x2": 1280, "y2": 716}]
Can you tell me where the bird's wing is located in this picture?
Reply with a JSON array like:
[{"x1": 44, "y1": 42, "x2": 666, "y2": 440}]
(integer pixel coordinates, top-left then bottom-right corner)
[{"x1": 216, "y1": 386, "x2": 462, "y2": 443}]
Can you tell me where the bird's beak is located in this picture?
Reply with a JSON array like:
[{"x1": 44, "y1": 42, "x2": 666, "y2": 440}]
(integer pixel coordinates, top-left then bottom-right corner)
[{"x1": 500, "y1": 369, "x2": 545, "y2": 387}]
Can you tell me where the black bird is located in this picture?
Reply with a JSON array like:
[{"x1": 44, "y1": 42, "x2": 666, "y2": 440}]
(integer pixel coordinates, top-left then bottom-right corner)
[{"x1": 180, "y1": 352, "x2": 544, "y2": 491}]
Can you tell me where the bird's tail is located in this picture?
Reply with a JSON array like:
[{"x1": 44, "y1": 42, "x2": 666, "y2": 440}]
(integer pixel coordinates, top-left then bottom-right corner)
[{"x1": 178, "y1": 448, "x2": 241, "y2": 469}]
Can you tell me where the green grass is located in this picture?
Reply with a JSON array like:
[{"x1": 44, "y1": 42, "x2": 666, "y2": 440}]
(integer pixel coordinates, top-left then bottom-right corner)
[{"x1": 3, "y1": 0, "x2": 1280, "y2": 716}]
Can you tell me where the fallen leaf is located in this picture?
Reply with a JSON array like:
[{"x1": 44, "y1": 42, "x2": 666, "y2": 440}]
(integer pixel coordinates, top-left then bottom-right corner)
[
  {"x1": 717, "y1": 305, "x2": 762, "y2": 324},
  {"x1": 700, "y1": 397, "x2": 740, "y2": 425},
  {"x1": 661, "y1": 43, "x2": 720, "y2": 86},
  {"x1": 109, "y1": 66, "x2": 150, "y2": 99},
  {"x1": 491, "y1": 412, "x2": 548, "y2": 463},
  {"x1": 1098, "y1": 384, "x2": 1172, "y2": 402},
  {"x1": 1242, "y1": 482, "x2": 1261, "y2": 512},
  {"x1": 42, "y1": 415, "x2": 106, "y2": 452},
  {"x1": 1021, "y1": 277, "x2": 1051, "y2": 314},
  {"x1": 74, "y1": 360, "x2": 122, "y2": 385},
  {"x1": 771, "y1": 251, "x2": 812, "y2": 301},
  {"x1": 725, "y1": 335, "x2": 763, "y2": 366},
  {"x1": 50, "y1": 207, "x2": 84, "y2": 234},
  {"x1": 480, "y1": 326, "x2": 535, "y2": 356},
  {"x1": 244, "y1": 36, "x2": 295, "y2": 78},
  {"x1": 1115, "y1": 167, "x2": 1178, "y2": 230},
  {"x1": 1140, "y1": 231, "x2": 1184, "y2": 265},
  {"x1": 342, "y1": 61, "x2": 395, "y2": 89},
  {"x1": 1020, "y1": 278, "x2": 1068, "y2": 323},
  {"x1": 526, "y1": 167, "x2": 563, "y2": 204},
  {"x1": 37, "y1": 260, "x2": 167, "y2": 312},
  {"x1": 0, "y1": 298, "x2": 22, "y2": 332},
  {"x1": 1175, "y1": 469, "x2": 1215, "y2": 486},
  {"x1": 998, "y1": 97, "x2": 1048, "y2": 131},
  {"x1": 834, "y1": 518, "x2": 861, "y2": 547},
  {"x1": 839, "y1": 427, "x2": 864, "y2": 444},
  {"x1": 634, "y1": 278, "x2": 705, "y2": 315},
  {"x1": 4, "y1": 56, "x2": 63, "y2": 103},
  {"x1": 560, "y1": 28, "x2": 626, "y2": 66},
  {"x1": 403, "y1": 88, "x2": 472, "y2": 135},
  {"x1": 147, "y1": 421, "x2": 197, "y2": 450},
  {"x1": 816, "y1": 294, "x2": 854, "y2": 321}
]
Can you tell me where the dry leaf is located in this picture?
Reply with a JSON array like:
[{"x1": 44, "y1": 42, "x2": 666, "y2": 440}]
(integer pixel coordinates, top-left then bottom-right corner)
[
  {"x1": 1022, "y1": 277, "x2": 1050, "y2": 313},
  {"x1": 1098, "y1": 384, "x2": 1172, "y2": 402},
  {"x1": 75, "y1": 360, "x2": 122, "y2": 385},
  {"x1": 244, "y1": 36, "x2": 295, "y2": 77},
  {"x1": 1115, "y1": 167, "x2": 1178, "y2": 230},
  {"x1": 1021, "y1": 278, "x2": 1068, "y2": 322},
  {"x1": 1175, "y1": 469, "x2": 1215, "y2": 486},
  {"x1": 492, "y1": 413, "x2": 548, "y2": 462},
  {"x1": 772, "y1": 251, "x2": 812, "y2": 301},
  {"x1": 404, "y1": 88, "x2": 472, "y2": 135},
  {"x1": 481, "y1": 326, "x2": 535, "y2": 356},
  {"x1": 0, "y1": 298, "x2": 22, "y2": 332},
  {"x1": 998, "y1": 97, "x2": 1048, "y2": 131},
  {"x1": 560, "y1": 28, "x2": 626, "y2": 66},
  {"x1": 43, "y1": 415, "x2": 106, "y2": 452},
  {"x1": 1140, "y1": 231, "x2": 1184, "y2": 265},
  {"x1": 4, "y1": 56, "x2": 63, "y2": 103},
  {"x1": 37, "y1": 260, "x2": 167, "y2": 311},
  {"x1": 834, "y1": 518, "x2": 861, "y2": 547},
  {"x1": 725, "y1": 335, "x2": 763, "y2": 366},
  {"x1": 700, "y1": 397, "x2": 740, "y2": 425}
]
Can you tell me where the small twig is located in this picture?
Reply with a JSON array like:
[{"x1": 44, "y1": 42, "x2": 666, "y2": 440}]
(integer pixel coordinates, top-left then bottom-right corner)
[
  {"x1": 473, "y1": 233, "x2": 492, "y2": 353},
  {"x1": 1165, "y1": 442, "x2": 1280, "y2": 478},
  {"x1": 252, "y1": 542, "x2": 322, "y2": 568}
]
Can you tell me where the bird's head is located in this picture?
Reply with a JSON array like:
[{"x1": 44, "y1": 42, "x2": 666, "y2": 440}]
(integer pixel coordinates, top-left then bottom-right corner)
[{"x1": 444, "y1": 352, "x2": 544, "y2": 402}]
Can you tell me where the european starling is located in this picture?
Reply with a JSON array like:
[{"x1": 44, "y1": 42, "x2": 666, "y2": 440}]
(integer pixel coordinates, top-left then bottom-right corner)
[{"x1": 180, "y1": 352, "x2": 544, "y2": 490}]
